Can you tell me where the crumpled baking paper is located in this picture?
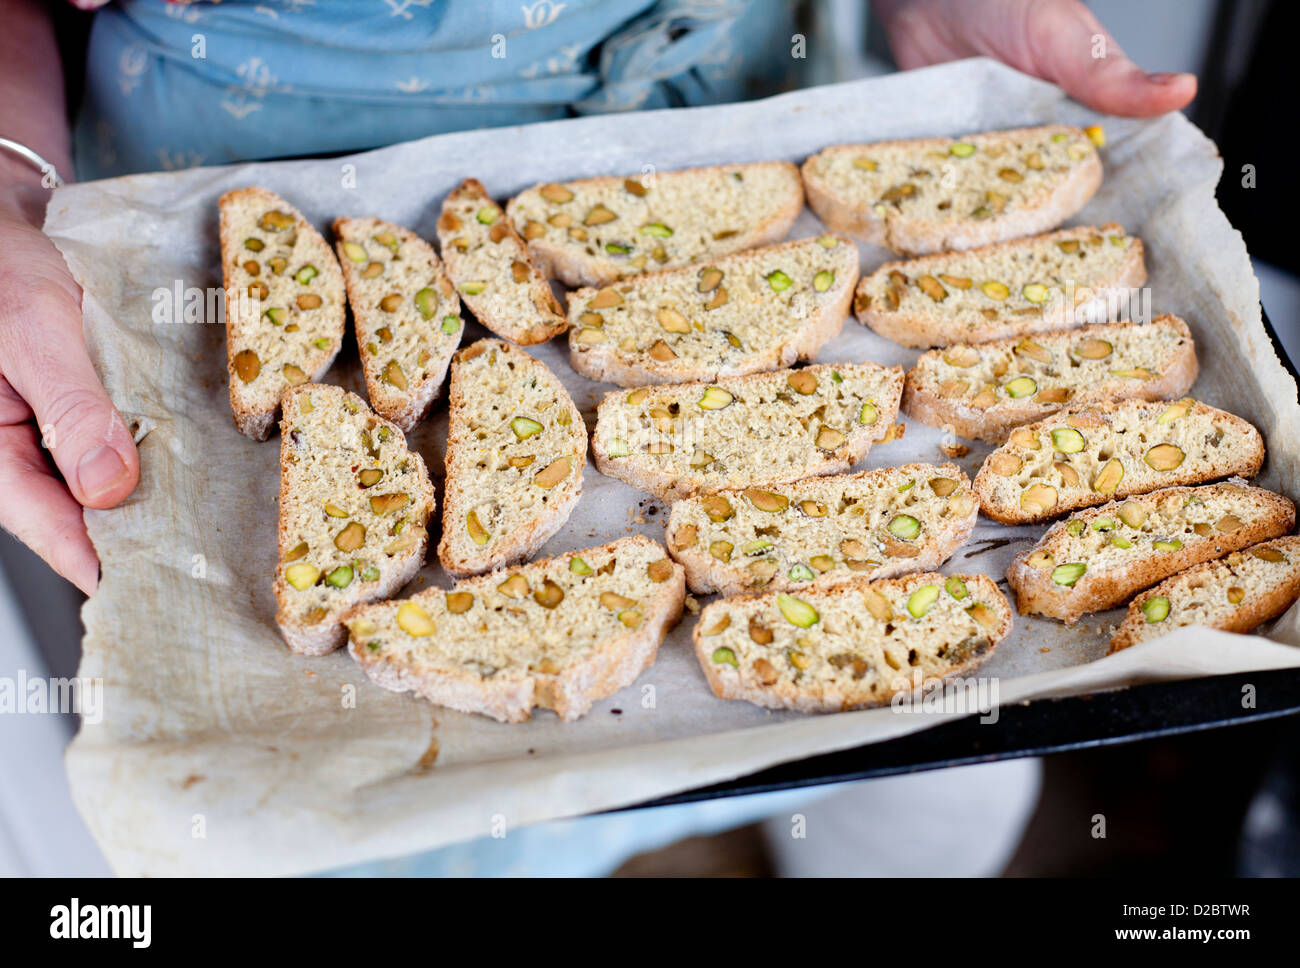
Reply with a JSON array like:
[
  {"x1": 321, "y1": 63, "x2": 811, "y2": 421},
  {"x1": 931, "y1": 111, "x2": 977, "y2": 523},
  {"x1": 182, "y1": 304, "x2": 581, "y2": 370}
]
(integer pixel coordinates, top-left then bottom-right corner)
[{"x1": 46, "y1": 58, "x2": 1300, "y2": 876}]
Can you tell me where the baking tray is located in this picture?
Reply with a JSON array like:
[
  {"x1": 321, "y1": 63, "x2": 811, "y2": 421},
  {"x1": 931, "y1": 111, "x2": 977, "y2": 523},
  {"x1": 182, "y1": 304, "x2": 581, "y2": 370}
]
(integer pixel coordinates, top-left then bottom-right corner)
[
  {"x1": 629, "y1": 308, "x2": 1300, "y2": 808},
  {"x1": 53, "y1": 60, "x2": 1300, "y2": 875},
  {"x1": 632, "y1": 668, "x2": 1300, "y2": 807}
]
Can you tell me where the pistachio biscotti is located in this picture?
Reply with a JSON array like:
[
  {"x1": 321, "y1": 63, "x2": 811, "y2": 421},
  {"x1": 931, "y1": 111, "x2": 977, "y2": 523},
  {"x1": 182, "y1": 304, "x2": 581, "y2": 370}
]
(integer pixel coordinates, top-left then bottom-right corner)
[
  {"x1": 1007, "y1": 484, "x2": 1295, "y2": 623},
  {"x1": 276, "y1": 385, "x2": 435, "y2": 656},
  {"x1": 694, "y1": 573, "x2": 1012, "y2": 713},
  {"x1": 344, "y1": 536, "x2": 686, "y2": 723},
  {"x1": 665, "y1": 464, "x2": 977, "y2": 596},
  {"x1": 854, "y1": 224, "x2": 1146, "y2": 348},
  {"x1": 437, "y1": 340, "x2": 586, "y2": 578},
  {"x1": 334, "y1": 218, "x2": 461, "y2": 431},
  {"x1": 973, "y1": 399, "x2": 1265, "y2": 525},
  {"x1": 567, "y1": 235, "x2": 859, "y2": 387},
  {"x1": 1110, "y1": 537, "x2": 1300, "y2": 653},
  {"x1": 506, "y1": 162, "x2": 804, "y2": 288},
  {"x1": 436, "y1": 178, "x2": 567, "y2": 345},
  {"x1": 221, "y1": 188, "x2": 346, "y2": 440},
  {"x1": 904, "y1": 315, "x2": 1198, "y2": 443},
  {"x1": 802, "y1": 124, "x2": 1102, "y2": 255},
  {"x1": 592, "y1": 362, "x2": 905, "y2": 502}
]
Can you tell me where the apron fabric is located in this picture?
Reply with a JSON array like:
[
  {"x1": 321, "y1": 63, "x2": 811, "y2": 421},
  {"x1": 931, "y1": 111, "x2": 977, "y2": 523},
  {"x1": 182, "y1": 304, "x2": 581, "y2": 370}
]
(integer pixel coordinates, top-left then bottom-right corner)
[{"x1": 73, "y1": 0, "x2": 797, "y2": 179}]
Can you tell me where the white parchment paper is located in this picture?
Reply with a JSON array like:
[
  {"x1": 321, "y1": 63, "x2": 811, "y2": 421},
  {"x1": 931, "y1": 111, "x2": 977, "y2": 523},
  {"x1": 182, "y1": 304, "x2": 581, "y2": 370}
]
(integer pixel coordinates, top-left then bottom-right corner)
[{"x1": 48, "y1": 59, "x2": 1300, "y2": 876}]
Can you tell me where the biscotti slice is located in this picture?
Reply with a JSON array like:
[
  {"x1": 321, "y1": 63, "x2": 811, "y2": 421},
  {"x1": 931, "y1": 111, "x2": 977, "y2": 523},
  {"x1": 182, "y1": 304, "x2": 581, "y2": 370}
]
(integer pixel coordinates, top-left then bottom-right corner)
[
  {"x1": 665, "y1": 464, "x2": 977, "y2": 596},
  {"x1": 221, "y1": 187, "x2": 346, "y2": 440},
  {"x1": 1007, "y1": 483, "x2": 1295, "y2": 623},
  {"x1": 593, "y1": 362, "x2": 905, "y2": 502},
  {"x1": 904, "y1": 315, "x2": 1198, "y2": 443},
  {"x1": 973, "y1": 399, "x2": 1265, "y2": 525},
  {"x1": 344, "y1": 536, "x2": 685, "y2": 723},
  {"x1": 506, "y1": 162, "x2": 804, "y2": 288},
  {"x1": 694, "y1": 573, "x2": 1012, "y2": 713},
  {"x1": 802, "y1": 124, "x2": 1102, "y2": 255},
  {"x1": 276, "y1": 385, "x2": 435, "y2": 655},
  {"x1": 334, "y1": 218, "x2": 461, "y2": 432},
  {"x1": 437, "y1": 339, "x2": 586, "y2": 578},
  {"x1": 1109, "y1": 537, "x2": 1300, "y2": 653},
  {"x1": 854, "y1": 224, "x2": 1146, "y2": 348},
  {"x1": 436, "y1": 179, "x2": 567, "y2": 345},
  {"x1": 568, "y1": 235, "x2": 859, "y2": 387}
]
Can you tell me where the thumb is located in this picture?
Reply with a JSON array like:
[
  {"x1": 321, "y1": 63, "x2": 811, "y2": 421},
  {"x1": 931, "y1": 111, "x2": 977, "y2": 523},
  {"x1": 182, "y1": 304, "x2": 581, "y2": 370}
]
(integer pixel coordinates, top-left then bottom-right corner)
[
  {"x1": 1023, "y1": 4, "x2": 1196, "y2": 118},
  {"x1": 4, "y1": 288, "x2": 139, "y2": 509}
]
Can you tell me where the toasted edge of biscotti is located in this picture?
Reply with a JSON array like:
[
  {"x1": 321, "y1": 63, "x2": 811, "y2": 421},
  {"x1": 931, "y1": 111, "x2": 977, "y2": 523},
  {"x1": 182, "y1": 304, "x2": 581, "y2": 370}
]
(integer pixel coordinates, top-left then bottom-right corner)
[
  {"x1": 437, "y1": 178, "x2": 567, "y2": 345},
  {"x1": 972, "y1": 399, "x2": 1265, "y2": 525},
  {"x1": 693, "y1": 572, "x2": 1012, "y2": 713},
  {"x1": 506, "y1": 161, "x2": 805, "y2": 288},
  {"x1": 591, "y1": 361, "x2": 906, "y2": 502},
  {"x1": 1007, "y1": 483, "x2": 1295, "y2": 623},
  {"x1": 1109, "y1": 536, "x2": 1300, "y2": 653},
  {"x1": 566, "y1": 235, "x2": 859, "y2": 387},
  {"x1": 801, "y1": 123, "x2": 1102, "y2": 255},
  {"x1": 665, "y1": 464, "x2": 977, "y2": 596},
  {"x1": 436, "y1": 339, "x2": 587, "y2": 578},
  {"x1": 853, "y1": 224, "x2": 1146, "y2": 349},
  {"x1": 221, "y1": 187, "x2": 346, "y2": 440},
  {"x1": 275, "y1": 384, "x2": 435, "y2": 655},
  {"x1": 333, "y1": 216, "x2": 462, "y2": 432},
  {"x1": 903, "y1": 315, "x2": 1198, "y2": 443},
  {"x1": 344, "y1": 535, "x2": 685, "y2": 722}
]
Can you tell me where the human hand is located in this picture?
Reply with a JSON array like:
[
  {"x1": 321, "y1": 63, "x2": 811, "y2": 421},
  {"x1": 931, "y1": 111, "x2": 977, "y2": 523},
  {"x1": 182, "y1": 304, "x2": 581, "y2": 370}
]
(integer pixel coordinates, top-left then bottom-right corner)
[
  {"x1": 0, "y1": 163, "x2": 140, "y2": 594},
  {"x1": 872, "y1": 0, "x2": 1197, "y2": 117}
]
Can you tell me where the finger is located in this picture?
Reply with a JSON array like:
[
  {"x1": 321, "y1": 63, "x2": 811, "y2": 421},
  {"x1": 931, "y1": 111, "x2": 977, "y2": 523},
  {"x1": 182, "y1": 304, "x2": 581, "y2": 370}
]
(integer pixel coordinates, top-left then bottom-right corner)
[
  {"x1": 1023, "y1": 4, "x2": 1197, "y2": 117},
  {"x1": 0, "y1": 285, "x2": 140, "y2": 509},
  {"x1": 0, "y1": 422, "x2": 99, "y2": 594},
  {"x1": 1081, "y1": 69, "x2": 1197, "y2": 120}
]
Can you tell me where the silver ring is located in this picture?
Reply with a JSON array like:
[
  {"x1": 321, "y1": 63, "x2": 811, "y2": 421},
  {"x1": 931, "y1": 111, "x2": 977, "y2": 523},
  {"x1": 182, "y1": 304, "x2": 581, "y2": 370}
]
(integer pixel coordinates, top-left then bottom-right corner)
[{"x1": 0, "y1": 137, "x2": 65, "y2": 188}]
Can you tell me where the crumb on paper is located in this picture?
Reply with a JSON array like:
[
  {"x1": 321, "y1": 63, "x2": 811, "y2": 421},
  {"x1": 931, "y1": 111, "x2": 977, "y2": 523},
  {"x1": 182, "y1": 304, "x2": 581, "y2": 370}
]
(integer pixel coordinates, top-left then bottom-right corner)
[
  {"x1": 685, "y1": 595, "x2": 701, "y2": 614},
  {"x1": 941, "y1": 442, "x2": 970, "y2": 458}
]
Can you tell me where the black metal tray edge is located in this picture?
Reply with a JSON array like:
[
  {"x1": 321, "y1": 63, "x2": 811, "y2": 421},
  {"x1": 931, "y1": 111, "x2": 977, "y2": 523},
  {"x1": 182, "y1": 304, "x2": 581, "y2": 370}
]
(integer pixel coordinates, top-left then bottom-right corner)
[{"x1": 622, "y1": 667, "x2": 1300, "y2": 810}]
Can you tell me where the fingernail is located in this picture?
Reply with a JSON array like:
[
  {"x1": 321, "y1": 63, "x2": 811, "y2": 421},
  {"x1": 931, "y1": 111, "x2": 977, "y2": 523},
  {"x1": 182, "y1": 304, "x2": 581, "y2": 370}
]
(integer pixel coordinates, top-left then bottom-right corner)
[
  {"x1": 76, "y1": 445, "x2": 130, "y2": 500},
  {"x1": 1146, "y1": 72, "x2": 1188, "y2": 85}
]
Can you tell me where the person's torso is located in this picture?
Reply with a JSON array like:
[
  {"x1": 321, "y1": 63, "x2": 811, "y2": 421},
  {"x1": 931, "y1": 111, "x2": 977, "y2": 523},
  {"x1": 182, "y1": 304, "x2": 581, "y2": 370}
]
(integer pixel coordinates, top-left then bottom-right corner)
[{"x1": 74, "y1": 0, "x2": 797, "y2": 178}]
